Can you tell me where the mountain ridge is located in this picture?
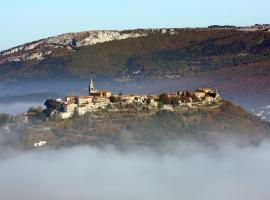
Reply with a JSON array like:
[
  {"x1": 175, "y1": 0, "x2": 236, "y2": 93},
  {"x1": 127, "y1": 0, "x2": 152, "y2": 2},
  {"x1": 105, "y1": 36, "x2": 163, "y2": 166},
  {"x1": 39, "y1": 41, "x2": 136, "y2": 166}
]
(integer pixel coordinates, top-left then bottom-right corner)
[
  {"x1": 1, "y1": 24, "x2": 270, "y2": 81},
  {"x1": 2, "y1": 24, "x2": 270, "y2": 64}
]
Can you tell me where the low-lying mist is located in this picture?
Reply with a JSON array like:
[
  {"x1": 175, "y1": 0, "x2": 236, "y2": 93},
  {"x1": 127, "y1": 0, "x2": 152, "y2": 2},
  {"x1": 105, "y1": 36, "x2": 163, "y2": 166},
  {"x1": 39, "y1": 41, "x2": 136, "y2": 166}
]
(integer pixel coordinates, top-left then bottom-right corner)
[
  {"x1": 0, "y1": 102, "x2": 43, "y2": 115},
  {"x1": 1, "y1": 140, "x2": 270, "y2": 200}
]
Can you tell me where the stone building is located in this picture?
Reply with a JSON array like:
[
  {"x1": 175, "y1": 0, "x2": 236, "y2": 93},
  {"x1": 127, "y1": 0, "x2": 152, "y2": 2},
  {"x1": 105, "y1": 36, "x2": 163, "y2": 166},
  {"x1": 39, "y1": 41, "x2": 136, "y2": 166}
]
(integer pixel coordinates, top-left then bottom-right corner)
[
  {"x1": 44, "y1": 76, "x2": 222, "y2": 120},
  {"x1": 89, "y1": 76, "x2": 112, "y2": 97}
]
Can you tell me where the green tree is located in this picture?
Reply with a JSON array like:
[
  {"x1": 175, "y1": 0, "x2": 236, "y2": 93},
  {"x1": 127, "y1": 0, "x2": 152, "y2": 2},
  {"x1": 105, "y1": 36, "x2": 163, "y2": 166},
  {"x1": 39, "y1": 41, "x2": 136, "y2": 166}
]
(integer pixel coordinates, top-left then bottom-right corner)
[
  {"x1": 159, "y1": 93, "x2": 171, "y2": 104},
  {"x1": 0, "y1": 113, "x2": 11, "y2": 125},
  {"x1": 171, "y1": 97, "x2": 180, "y2": 106},
  {"x1": 45, "y1": 99, "x2": 61, "y2": 111},
  {"x1": 109, "y1": 96, "x2": 121, "y2": 103}
]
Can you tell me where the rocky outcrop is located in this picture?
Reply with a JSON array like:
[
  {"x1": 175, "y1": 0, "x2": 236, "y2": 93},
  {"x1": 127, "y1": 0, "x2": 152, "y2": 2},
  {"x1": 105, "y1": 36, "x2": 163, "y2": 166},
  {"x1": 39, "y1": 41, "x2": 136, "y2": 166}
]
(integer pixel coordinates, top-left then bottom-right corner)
[
  {"x1": 2, "y1": 25, "x2": 270, "y2": 65},
  {"x1": 0, "y1": 30, "x2": 151, "y2": 64}
]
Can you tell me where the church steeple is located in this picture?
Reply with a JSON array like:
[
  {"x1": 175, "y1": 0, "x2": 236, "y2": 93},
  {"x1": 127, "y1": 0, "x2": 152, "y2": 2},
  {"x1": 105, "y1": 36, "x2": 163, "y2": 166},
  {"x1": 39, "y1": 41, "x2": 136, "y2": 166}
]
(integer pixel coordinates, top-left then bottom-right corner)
[{"x1": 89, "y1": 75, "x2": 95, "y2": 95}]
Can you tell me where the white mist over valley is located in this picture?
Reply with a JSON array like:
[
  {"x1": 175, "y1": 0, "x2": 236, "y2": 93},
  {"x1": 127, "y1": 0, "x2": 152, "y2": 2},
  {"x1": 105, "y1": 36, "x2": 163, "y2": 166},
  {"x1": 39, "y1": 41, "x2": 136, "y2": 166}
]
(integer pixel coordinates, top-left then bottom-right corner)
[{"x1": 1, "y1": 140, "x2": 270, "y2": 200}]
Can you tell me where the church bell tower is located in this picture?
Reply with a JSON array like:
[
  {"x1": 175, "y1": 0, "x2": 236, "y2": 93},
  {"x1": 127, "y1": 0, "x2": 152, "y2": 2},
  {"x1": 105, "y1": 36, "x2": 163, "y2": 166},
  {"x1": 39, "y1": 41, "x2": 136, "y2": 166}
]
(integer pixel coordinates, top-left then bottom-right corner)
[{"x1": 89, "y1": 76, "x2": 95, "y2": 95}]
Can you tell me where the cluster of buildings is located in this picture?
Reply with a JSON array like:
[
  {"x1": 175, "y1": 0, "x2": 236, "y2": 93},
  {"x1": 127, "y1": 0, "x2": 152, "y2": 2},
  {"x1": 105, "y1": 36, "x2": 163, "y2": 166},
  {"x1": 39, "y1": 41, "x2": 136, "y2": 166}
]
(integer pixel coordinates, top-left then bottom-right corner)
[
  {"x1": 33, "y1": 141, "x2": 47, "y2": 147},
  {"x1": 45, "y1": 77, "x2": 221, "y2": 119}
]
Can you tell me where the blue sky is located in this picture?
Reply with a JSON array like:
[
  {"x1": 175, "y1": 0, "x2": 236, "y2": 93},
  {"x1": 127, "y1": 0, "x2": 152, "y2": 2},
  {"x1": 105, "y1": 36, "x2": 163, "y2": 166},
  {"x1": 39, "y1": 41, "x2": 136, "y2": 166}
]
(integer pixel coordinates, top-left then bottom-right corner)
[{"x1": 0, "y1": 0, "x2": 269, "y2": 50}]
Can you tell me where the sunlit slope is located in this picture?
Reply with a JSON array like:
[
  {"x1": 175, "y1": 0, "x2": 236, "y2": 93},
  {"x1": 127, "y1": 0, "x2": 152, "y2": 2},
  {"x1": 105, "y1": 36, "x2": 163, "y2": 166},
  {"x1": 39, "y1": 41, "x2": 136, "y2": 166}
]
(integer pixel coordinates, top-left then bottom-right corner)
[{"x1": 1, "y1": 28, "x2": 270, "y2": 80}]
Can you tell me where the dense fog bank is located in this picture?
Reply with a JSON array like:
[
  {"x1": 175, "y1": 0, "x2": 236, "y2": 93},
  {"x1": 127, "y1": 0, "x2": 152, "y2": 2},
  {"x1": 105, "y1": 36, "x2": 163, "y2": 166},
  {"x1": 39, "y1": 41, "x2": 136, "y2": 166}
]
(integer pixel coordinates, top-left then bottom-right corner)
[{"x1": 0, "y1": 140, "x2": 270, "y2": 200}]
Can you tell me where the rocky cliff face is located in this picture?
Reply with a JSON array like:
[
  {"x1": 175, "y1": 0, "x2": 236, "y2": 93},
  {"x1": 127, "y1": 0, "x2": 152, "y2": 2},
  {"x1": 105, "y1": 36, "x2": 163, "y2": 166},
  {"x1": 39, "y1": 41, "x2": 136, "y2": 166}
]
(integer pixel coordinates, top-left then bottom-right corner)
[{"x1": 0, "y1": 29, "x2": 152, "y2": 64}]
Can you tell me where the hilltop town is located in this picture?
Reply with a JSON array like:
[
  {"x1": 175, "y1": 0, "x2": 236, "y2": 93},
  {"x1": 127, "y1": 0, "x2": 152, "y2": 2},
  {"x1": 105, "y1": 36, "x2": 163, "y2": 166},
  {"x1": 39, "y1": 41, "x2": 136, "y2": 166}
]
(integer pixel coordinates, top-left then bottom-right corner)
[
  {"x1": 44, "y1": 77, "x2": 221, "y2": 120},
  {"x1": 2, "y1": 77, "x2": 270, "y2": 149}
]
